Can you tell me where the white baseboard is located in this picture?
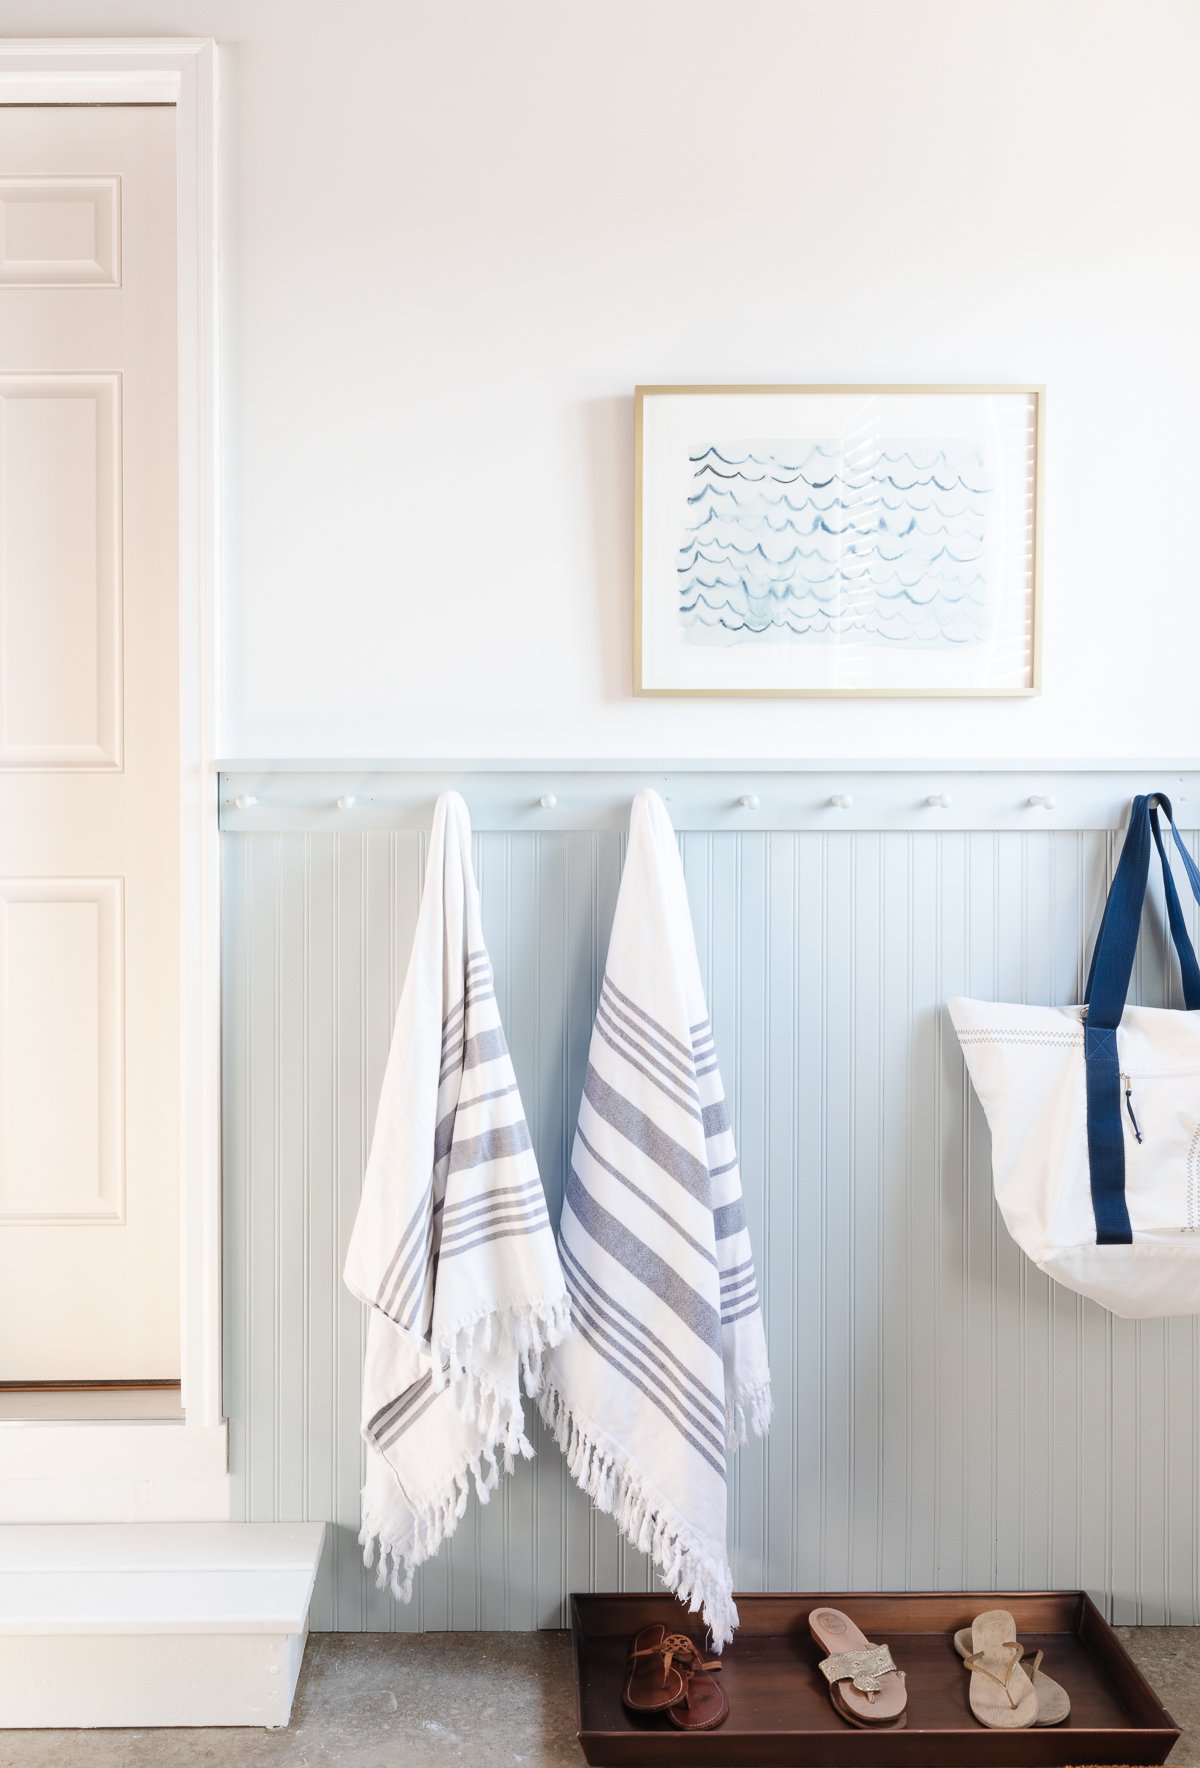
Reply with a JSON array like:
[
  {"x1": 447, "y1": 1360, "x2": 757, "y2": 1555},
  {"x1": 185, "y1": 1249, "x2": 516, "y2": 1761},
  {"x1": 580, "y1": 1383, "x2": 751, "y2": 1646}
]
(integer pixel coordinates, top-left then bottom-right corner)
[
  {"x1": 0, "y1": 1627, "x2": 308, "y2": 1727},
  {"x1": 0, "y1": 1475, "x2": 231, "y2": 1523},
  {"x1": 0, "y1": 1521, "x2": 324, "y2": 1728},
  {"x1": 0, "y1": 1421, "x2": 230, "y2": 1521}
]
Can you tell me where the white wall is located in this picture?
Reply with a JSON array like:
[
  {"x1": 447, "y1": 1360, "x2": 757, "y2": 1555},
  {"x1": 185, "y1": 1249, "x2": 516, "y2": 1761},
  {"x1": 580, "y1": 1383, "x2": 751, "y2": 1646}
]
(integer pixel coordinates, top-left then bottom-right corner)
[{"x1": 5, "y1": 0, "x2": 1198, "y2": 759}]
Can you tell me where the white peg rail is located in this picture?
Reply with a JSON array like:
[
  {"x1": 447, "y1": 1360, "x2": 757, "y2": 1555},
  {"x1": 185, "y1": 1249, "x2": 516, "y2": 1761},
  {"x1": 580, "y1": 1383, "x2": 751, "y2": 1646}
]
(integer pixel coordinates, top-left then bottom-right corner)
[{"x1": 218, "y1": 763, "x2": 1200, "y2": 834}]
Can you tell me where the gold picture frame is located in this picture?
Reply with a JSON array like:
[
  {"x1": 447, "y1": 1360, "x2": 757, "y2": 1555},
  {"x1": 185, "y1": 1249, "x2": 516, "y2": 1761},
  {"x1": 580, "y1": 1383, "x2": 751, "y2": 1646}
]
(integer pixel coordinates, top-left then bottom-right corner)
[{"x1": 634, "y1": 384, "x2": 1044, "y2": 698}]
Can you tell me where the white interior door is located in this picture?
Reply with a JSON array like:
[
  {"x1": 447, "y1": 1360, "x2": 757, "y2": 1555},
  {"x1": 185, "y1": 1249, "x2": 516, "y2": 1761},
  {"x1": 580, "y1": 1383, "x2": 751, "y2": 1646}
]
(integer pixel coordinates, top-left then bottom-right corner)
[{"x1": 0, "y1": 105, "x2": 180, "y2": 1380}]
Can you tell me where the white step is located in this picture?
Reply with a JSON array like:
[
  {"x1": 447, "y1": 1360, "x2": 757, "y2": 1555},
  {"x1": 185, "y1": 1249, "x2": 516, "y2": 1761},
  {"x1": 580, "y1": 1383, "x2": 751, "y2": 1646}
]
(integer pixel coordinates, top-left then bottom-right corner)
[{"x1": 0, "y1": 1521, "x2": 325, "y2": 1728}]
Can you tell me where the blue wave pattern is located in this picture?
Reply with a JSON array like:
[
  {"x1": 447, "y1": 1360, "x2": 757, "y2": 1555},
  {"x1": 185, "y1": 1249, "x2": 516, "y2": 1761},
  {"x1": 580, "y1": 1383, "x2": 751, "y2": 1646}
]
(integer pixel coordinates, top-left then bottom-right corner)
[{"x1": 677, "y1": 440, "x2": 994, "y2": 647}]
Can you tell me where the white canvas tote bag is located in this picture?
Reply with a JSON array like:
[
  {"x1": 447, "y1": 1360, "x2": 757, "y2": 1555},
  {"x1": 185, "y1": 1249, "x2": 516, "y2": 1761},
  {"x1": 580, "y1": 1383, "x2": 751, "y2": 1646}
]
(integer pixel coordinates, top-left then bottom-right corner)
[{"x1": 950, "y1": 793, "x2": 1200, "y2": 1319}]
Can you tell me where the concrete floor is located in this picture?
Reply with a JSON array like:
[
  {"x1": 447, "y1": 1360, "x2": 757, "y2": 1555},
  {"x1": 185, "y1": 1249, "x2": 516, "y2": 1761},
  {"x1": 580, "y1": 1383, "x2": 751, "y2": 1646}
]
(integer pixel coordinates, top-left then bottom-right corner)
[{"x1": 0, "y1": 1626, "x2": 1195, "y2": 1767}]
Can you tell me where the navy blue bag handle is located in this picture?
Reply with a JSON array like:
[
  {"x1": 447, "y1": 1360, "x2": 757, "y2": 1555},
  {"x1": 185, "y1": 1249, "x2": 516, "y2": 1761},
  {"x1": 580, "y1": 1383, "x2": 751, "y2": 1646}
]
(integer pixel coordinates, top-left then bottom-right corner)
[{"x1": 1083, "y1": 794, "x2": 1200, "y2": 1243}]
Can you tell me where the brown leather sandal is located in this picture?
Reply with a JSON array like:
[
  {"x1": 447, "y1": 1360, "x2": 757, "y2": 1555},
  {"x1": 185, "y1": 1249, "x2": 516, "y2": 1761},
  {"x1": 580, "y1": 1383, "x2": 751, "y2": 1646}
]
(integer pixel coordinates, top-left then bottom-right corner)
[
  {"x1": 661, "y1": 1634, "x2": 728, "y2": 1732},
  {"x1": 622, "y1": 1624, "x2": 687, "y2": 1714},
  {"x1": 809, "y1": 1607, "x2": 908, "y2": 1729}
]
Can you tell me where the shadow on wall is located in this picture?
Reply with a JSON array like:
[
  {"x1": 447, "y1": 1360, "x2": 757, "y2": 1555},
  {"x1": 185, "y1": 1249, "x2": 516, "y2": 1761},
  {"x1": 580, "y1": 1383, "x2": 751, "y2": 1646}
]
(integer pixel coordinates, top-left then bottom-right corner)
[{"x1": 581, "y1": 395, "x2": 635, "y2": 705}]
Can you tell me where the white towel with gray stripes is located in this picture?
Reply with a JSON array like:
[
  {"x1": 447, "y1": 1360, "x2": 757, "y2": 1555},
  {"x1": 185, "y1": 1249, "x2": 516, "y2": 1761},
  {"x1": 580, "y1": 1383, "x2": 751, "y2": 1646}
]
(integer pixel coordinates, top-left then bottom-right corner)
[
  {"x1": 344, "y1": 791, "x2": 570, "y2": 1602},
  {"x1": 539, "y1": 789, "x2": 771, "y2": 1649}
]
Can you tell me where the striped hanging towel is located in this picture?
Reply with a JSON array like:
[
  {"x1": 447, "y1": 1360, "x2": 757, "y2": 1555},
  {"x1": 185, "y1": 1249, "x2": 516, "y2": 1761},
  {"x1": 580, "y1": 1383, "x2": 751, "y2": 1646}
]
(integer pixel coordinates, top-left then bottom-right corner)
[
  {"x1": 344, "y1": 791, "x2": 571, "y2": 1601},
  {"x1": 540, "y1": 789, "x2": 772, "y2": 1649}
]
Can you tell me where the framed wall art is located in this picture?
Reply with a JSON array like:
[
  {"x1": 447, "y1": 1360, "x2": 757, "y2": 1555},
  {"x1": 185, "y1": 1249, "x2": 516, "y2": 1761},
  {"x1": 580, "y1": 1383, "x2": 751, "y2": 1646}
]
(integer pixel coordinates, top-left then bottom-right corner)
[{"x1": 634, "y1": 384, "x2": 1043, "y2": 697}]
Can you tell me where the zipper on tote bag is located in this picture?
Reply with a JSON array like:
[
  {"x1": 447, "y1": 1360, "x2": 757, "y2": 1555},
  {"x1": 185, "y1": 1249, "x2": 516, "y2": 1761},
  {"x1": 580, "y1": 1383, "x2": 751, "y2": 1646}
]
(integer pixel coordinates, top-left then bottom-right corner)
[{"x1": 1122, "y1": 1074, "x2": 1144, "y2": 1143}]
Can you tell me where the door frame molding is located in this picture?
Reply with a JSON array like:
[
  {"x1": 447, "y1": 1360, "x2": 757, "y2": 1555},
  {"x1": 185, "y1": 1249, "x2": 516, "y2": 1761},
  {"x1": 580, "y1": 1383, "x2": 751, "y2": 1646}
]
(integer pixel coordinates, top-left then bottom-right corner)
[{"x1": 0, "y1": 40, "x2": 224, "y2": 1498}]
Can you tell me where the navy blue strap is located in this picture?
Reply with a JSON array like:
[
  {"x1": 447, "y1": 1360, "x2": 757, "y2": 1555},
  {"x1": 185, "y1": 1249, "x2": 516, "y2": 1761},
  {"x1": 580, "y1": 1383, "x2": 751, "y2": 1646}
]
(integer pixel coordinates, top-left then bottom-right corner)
[
  {"x1": 1085, "y1": 794, "x2": 1200, "y2": 1025},
  {"x1": 1150, "y1": 808, "x2": 1200, "y2": 1008},
  {"x1": 1082, "y1": 793, "x2": 1200, "y2": 1245}
]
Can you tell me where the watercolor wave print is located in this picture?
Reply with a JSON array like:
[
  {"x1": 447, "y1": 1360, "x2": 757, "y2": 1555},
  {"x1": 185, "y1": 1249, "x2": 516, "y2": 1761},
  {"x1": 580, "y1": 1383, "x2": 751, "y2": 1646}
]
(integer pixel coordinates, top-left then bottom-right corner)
[{"x1": 676, "y1": 441, "x2": 995, "y2": 648}]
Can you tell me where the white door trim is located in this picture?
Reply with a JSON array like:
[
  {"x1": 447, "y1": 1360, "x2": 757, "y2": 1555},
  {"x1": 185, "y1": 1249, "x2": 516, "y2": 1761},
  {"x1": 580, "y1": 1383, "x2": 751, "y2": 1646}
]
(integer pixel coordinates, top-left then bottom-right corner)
[{"x1": 0, "y1": 40, "x2": 223, "y2": 1492}]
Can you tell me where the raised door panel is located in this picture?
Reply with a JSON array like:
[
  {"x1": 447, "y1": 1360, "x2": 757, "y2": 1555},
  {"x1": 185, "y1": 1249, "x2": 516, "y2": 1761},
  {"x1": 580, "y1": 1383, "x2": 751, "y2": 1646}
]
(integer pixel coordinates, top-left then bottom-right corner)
[
  {"x1": 0, "y1": 375, "x2": 121, "y2": 768},
  {"x1": 0, "y1": 177, "x2": 120, "y2": 286},
  {"x1": 0, "y1": 878, "x2": 123, "y2": 1224}
]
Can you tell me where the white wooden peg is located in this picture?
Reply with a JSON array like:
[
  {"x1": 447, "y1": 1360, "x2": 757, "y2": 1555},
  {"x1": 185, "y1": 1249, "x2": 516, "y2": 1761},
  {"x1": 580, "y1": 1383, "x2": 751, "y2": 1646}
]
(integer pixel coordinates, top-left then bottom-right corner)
[
  {"x1": 927, "y1": 792, "x2": 952, "y2": 809},
  {"x1": 1028, "y1": 793, "x2": 1057, "y2": 810},
  {"x1": 233, "y1": 794, "x2": 257, "y2": 811},
  {"x1": 335, "y1": 795, "x2": 357, "y2": 811},
  {"x1": 539, "y1": 793, "x2": 557, "y2": 810},
  {"x1": 738, "y1": 794, "x2": 760, "y2": 810},
  {"x1": 830, "y1": 793, "x2": 854, "y2": 809}
]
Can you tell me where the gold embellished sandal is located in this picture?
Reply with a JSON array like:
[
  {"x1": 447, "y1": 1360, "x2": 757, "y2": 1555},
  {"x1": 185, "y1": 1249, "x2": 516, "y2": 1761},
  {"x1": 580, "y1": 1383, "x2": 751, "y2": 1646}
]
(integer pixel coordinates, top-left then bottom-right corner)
[{"x1": 809, "y1": 1607, "x2": 908, "y2": 1729}]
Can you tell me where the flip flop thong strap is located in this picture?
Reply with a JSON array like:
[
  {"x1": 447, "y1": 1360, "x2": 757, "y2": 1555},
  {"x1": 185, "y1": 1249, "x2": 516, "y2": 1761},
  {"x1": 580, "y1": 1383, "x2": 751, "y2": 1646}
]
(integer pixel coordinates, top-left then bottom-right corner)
[
  {"x1": 963, "y1": 1640, "x2": 1026, "y2": 1706},
  {"x1": 819, "y1": 1642, "x2": 898, "y2": 1700},
  {"x1": 628, "y1": 1633, "x2": 721, "y2": 1688}
]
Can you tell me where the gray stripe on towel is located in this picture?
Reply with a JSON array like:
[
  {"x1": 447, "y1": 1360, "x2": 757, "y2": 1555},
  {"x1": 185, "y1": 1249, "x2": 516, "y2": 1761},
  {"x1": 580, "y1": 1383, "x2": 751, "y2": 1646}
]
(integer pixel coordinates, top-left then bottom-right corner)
[
  {"x1": 582, "y1": 1065, "x2": 709, "y2": 1202},
  {"x1": 376, "y1": 1182, "x2": 432, "y2": 1314},
  {"x1": 574, "y1": 1125, "x2": 717, "y2": 1268},
  {"x1": 564, "y1": 1163, "x2": 721, "y2": 1352},
  {"x1": 566, "y1": 1282, "x2": 726, "y2": 1460},
  {"x1": 596, "y1": 994, "x2": 697, "y2": 1095},
  {"x1": 377, "y1": 1383, "x2": 441, "y2": 1449},
  {"x1": 721, "y1": 1298, "x2": 764, "y2": 1327},
  {"x1": 602, "y1": 974, "x2": 695, "y2": 1061},
  {"x1": 592, "y1": 1009, "x2": 701, "y2": 1122},
  {"x1": 601, "y1": 980, "x2": 698, "y2": 1082},
  {"x1": 443, "y1": 1173, "x2": 544, "y2": 1221},
  {"x1": 463, "y1": 1027, "x2": 509, "y2": 1071},
  {"x1": 568, "y1": 1309, "x2": 726, "y2": 1481},
  {"x1": 367, "y1": 1371, "x2": 433, "y2": 1441},
  {"x1": 438, "y1": 1217, "x2": 552, "y2": 1262},
  {"x1": 440, "y1": 1200, "x2": 549, "y2": 1251},
  {"x1": 712, "y1": 1199, "x2": 747, "y2": 1241},
  {"x1": 702, "y1": 1098, "x2": 731, "y2": 1139},
  {"x1": 559, "y1": 1236, "x2": 725, "y2": 1430},
  {"x1": 447, "y1": 1118, "x2": 533, "y2": 1175}
]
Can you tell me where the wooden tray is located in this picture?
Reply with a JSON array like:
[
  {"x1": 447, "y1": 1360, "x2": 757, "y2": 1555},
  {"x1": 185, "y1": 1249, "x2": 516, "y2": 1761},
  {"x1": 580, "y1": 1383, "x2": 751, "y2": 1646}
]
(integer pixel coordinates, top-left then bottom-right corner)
[{"x1": 571, "y1": 1591, "x2": 1180, "y2": 1765}]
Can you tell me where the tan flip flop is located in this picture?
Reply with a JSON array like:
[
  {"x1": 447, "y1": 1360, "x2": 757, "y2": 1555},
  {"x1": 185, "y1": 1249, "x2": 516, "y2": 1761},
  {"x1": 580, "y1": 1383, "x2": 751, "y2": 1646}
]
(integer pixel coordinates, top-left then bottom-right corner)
[
  {"x1": 960, "y1": 1608, "x2": 1039, "y2": 1729},
  {"x1": 662, "y1": 1635, "x2": 728, "y2": 1732},
  {"x1": 809, "y1": 1606, "x2": 908, "y2": 1729},
  {"x1": 622, "y1": 1624, "x2": 685, "y2": 1713},
  {"x1": 952, "y1": 1628, "x2": 1070, "y2": 1726}
]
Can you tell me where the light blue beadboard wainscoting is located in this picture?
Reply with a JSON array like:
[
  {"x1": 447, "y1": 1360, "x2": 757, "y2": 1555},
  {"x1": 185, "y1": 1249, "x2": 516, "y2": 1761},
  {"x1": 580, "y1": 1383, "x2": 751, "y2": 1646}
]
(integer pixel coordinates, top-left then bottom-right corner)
[{"x1": 220, "y1": 766, "x2": 1200, "y2": 1631}]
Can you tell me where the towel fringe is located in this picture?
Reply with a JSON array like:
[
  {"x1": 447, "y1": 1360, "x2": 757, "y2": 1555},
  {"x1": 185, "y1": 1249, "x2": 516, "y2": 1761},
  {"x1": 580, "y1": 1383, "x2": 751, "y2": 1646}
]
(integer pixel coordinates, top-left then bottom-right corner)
[
  {"x1": 431, "y1": 1293, "x2": 572, "y2": 1401},
  {"x1": 359, "y1": 1431, "x2": 513, "y2": 1604},
  {"x1": 725, "y1": 1377, "x2": 774, "y2": 1450},
  {"x1": 360, "y1": 1295, "x2": 568, "y2": 1604},
  {"x1": 538, "y1": 1381, "x2": 740, "y2": 1651}
]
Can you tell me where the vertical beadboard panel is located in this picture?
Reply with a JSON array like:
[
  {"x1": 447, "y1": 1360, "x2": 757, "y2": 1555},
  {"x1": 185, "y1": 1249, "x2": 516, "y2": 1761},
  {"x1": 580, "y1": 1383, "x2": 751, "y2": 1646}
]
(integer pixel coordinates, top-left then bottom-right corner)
[{"x1": 223, "y1": 820, "x2": 1200, "y2": 1629}]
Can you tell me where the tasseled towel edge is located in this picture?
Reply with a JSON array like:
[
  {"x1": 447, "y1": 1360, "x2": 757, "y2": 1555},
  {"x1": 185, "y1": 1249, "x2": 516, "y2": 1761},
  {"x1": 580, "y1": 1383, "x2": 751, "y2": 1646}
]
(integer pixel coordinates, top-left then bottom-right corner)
[
  {"x1": 360, "y1": 1439, "x2": 508, "y2": 1605},
  {"x1": 360, "y1": 1292, "x2": 572, "y2": 1605},
  {"x1": 725, "y1": 1376, "x2": 774, "y2": 1451},
  {"x1": 538, "y1": 1380, "x2": 739, "y2": 1652},
  {"x1": 430, "y1": 1291, "x2": 573, "y2": 1401}
]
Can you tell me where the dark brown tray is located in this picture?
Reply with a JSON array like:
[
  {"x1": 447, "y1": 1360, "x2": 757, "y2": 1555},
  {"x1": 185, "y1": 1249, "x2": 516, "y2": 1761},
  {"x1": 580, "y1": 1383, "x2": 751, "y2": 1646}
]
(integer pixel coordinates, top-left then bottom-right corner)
[{"x1": 571, "y1": 1591, "x2": 1180, "y2": 1765}]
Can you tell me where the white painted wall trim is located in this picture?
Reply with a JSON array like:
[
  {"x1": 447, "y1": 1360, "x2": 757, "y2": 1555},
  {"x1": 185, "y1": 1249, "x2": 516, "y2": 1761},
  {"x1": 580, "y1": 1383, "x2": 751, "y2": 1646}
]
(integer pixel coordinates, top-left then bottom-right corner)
[
  {"x1": 0, "y1": 1423, "x2": 227, "y2": 1483},
  {"x1": 0, "y1": 1424, "x2": 228, "y2": 1522},
  {"x1": 0, "y1": 39, "x2": 224, "y2": 1501},
  {"x1": 218, "y1": 764, "x2": 1200, "y2": 835}
]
